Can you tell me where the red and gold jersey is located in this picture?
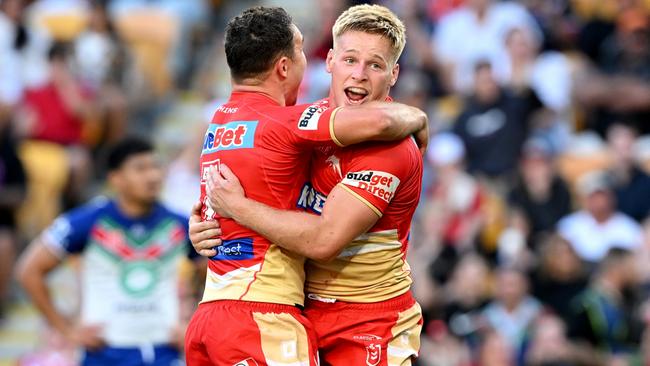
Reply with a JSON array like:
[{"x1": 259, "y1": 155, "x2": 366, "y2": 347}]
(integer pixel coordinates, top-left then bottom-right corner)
[
  {"x1": 199, "y1": 92, "x2": 341, "y2": 306},
  {"x1": 302, "y1": 137, "x2": 423, "y2": 303}
]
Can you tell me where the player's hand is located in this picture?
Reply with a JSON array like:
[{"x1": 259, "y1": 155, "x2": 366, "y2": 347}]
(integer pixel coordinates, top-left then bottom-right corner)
[
  {"x1": 413, "y1": 122, "x2": 429, "y2": 156},
  {"x1": 63, "y1": 323, "x2": 106, "y2": 351},
  {"x1": 206, "y1": 164, "x2": 245, "y2": 219},
  {"x1": 188, "y1": 201, "x2": 222, "y2": 257}
]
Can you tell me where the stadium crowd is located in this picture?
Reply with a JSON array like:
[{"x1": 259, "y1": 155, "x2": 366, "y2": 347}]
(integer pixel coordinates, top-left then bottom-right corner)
[{"x1": 1, "y1": 0, "x2": 650, "y2": 365}]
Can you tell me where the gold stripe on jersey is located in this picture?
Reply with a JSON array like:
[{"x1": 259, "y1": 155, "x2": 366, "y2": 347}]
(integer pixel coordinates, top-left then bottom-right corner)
[
  {"x1": 253, "y1": 312, "x2": 312, "y2": 366},
  {"x1": 201, "y1": 245, "x2": 306, "y2": 306},
  {"x1": 305, "y1": 229, "x2": 411, "y2": 303},
  {"x1": 329, "y1": 107, "x2": 345, "y2": 147},
  {"x1": 338, "y1": 183, "x2": 382, "y2": 217},
  {"x1": 387, "y1": 303, "x2": 422, "y2": 366}
]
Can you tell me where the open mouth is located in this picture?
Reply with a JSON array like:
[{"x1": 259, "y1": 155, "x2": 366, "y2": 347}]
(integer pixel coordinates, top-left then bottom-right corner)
[{"x1": 344, "y1": 87, "x2": 369, "y2": 105}]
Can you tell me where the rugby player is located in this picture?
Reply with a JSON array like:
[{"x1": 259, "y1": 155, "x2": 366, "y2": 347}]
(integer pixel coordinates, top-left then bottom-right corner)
[
  {"x1": 184, "y1": 6, "x2": 428, "y2": 366},
  {"x1": 199, "y1": 5, "x2": 424, "y2": 365},
  {"x1": 17, "y1": 138, "x2": 204, "y2": 366}
]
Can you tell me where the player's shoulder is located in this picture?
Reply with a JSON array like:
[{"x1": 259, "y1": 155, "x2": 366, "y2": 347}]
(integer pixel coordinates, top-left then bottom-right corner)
[
  {"x1": 154, "y1": 203, "x2": 189, "y2": 226},
  {"x1": 267, "y1": 98, "x2": 332, "y2": 127},
  {"x1": 62, "y1": 196, "x2": 112, "y2": 222},
  {"x1": 348, "y1": 137, "x2": 421, "y2": 160}
]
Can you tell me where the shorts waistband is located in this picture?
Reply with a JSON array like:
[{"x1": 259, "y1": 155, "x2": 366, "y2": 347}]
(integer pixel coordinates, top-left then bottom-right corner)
[
  {"x1": 305, "y1": 291, "x2": 415, "y2": 311},
  {"x1": 200, "y1": 300, "x2": 303, "y2": 314}
]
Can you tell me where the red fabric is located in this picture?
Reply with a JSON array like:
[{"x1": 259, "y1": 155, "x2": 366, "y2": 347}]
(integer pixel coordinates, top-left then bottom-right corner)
[
  {"x1": 23, "y1": 83, "x2": 83, "y2": 145},
  {"x1": 304, "y1": 292, "x2": 421, "y2": 366},
  {"x1": 199, "y1": 93, "x2": 336, "y2": 279},
  {"x1": 185, "y1": 301, "x2": 319, "y2": 366}
]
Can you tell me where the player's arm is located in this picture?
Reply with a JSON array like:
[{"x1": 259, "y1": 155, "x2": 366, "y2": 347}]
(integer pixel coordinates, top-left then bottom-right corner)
[
  {"x1": 333, "y1": 101, "x2": 429, "y2": 151},
  {"x1": 15, "y1": 213, "x2": 105, "y2": 350},
  {"x1": 203, "y1": 165, "x2": 379, "y2": 262},
  {"x1": 16, "y1": 238, "x2": 105, "y2": 349}
]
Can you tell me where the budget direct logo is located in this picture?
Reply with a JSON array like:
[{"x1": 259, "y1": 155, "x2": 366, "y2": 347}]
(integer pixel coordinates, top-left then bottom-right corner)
[
  {"x1": 342, "y1": 170, "x2": 401, "y2": 203},
  {"x1": 202, "y1": 121, "x2": 257, "y2": 154},
  {"x1": 211, "y1": 238, "x2": 254, "y2": 261}
]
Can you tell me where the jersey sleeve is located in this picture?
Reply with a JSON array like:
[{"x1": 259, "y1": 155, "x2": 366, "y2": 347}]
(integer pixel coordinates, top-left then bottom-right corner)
[
  {"x1": 338, "y1": 140, "x2": 414, "y2": 217},
  {"x1": 41, "y1": 203, "x2": 100, "y2": 257},
  {"x1": 285, "y1": 100, "x2": 344, "y2": 148}
]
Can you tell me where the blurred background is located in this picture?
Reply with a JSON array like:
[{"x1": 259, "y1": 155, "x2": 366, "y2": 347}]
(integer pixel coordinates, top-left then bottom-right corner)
[{"x1": 1, "y1": 0, "x2": 650, "y2": 365}]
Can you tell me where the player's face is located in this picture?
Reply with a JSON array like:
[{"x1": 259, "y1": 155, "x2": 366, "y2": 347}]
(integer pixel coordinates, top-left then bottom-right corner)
[
  {"x1": 112, "y1": 152, "x2": 163, "y2": 205},
  {"x1": 326, "y1": 31, "x2": 399, "y2": 107},
  {"x1": 284, "y1": 24, "x2": 307, "y2": 106}
]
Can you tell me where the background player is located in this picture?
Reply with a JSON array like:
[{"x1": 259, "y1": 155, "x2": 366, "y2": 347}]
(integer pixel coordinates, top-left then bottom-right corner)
[{"x1": 16, "y1": 137, "x2": 204, "y2": 366}]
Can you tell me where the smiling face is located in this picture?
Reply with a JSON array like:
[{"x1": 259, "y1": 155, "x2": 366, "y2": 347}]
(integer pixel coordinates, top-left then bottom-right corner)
[{"x1": 326, "y1": 30, "x2": 399, "y2": 107}]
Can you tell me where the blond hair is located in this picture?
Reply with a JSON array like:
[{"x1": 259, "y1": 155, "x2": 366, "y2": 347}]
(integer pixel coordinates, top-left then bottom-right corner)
[{"x1": 332, "y1": 4, "x2": 406, "y2": 65}]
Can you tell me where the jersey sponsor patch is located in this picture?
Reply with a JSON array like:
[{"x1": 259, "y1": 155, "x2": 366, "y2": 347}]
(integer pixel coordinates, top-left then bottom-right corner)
[
  {"x1": 210, "y1": 238, "x2": 254, "y2": 261},
  {"x1": 342, "y1": 170, "x2": 401, "y2": 203},
  {"x1": 202, "y1": 121, "x2": 257, "y2": 154},
  {"x1": 298, "y1": 103, "x2": 328, "y2": 130},
  {"x1": 296, "y1": 182, "x2": 327, "y2": 214},
  {"x1": 200, "y1": 159, "x2": 220, "y2": 185}
]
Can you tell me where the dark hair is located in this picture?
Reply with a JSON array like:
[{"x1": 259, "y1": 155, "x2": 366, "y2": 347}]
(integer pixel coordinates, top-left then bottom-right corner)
[
  {"x1": 48, "y1": 41, "x2": 70, "y2": 62},
  {"x1": 600, "y1": 247, "x2": 634, "y2": 272},
  {"x1": 224, "y1": 6, "x2": 295, "y2": 82},
  {"x1": 107, "y1": 137, "x2": 154, "y2": 171}
]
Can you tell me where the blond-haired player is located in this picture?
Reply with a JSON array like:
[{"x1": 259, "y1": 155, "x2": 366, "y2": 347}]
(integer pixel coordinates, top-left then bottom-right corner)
[{"x1": 197, "y1": 4, "x2": 424, "y2": 365}]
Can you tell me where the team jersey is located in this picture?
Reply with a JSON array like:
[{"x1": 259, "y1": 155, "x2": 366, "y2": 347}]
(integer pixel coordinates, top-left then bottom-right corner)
[
  {"x1": 41, "y1": 197, "x2": 196, "y2": 347},
  {"x1": 199, "y1": 92, "x2": 341, "y2": 307},
  {"x1": 299, "y1": 137, "x2": 423, "y2": 303}
]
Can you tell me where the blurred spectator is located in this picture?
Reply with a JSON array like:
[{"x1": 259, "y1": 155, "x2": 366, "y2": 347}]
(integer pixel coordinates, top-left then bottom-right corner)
[
  {"x1": 421, "y1": 132, "x2": 484, "y2": 281},
  {"x1": 19, "y1": 42, "x2": 94, "y2": 208},
  {"x1": 72, "y1": 1, "x2": 127, "y2": 147},
  {"x1": 0, "y1": 0, "x2": 51, "y2": 115},
  {"x1": 439, "y1": 254, "x2": 491, "y2": 346},
  {"x1": 575, "y1": 7, "x2": 650, "y2": 136},
  {"x1": 507, "y1": 137, "x2": 572, "y2": 250},
  {"x1": 0, "y1": 121, "x2": 26, "y2": 317},
  {"x1": 557, "y1": 170, "x2": 643, "y2": 263},
  {"x1": 531, "y1": 235, "x2": 588, "y2": 324},
  {"x1": 16, "y1": 137, "x2": 205, "y2": 365},
  {"x1": 524, "y1": 314, "x2": 576, "y2": 366},
  {"x1": 606, "y1": 122, "x2": 650, "y2": 222},
  {"x1": 452, "y1": 61, "x2": 541, "y2": 184},
  {"x1": 432, "y1": 0, "x2": 541, "y2": 93},
  {"x1": 568, "y1": 247, "x2": 643, "y2": 360},
  {"x1": 477, "y1": 330, "x2": 515, "y2": 366},
  {"x1": 482, "y1": 267, "x2": 542, "y2": 353}
]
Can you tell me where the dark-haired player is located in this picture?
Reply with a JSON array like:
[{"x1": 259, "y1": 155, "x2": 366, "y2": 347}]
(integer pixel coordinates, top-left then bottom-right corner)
[
  {"x1": 16, "y1": 137, "x2": 204, "y2": 366},
  {"x1": 184, "y1": 5, "x2": 427, "y2": 366}
]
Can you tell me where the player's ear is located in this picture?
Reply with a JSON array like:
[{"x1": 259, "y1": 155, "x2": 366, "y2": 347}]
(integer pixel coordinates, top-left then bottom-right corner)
[
  {"x1": 325, "y1": 49, "x2": 334, "y2": 74},
  {"x1": 276, "y1": 56, "x2": 290, "y2": 79},
  {"x1": 107, "y1": 170, "x2": 122, "y2": 192},
  {"x1": 389, "y1": 63, "x2": 399, "y2": 87}
]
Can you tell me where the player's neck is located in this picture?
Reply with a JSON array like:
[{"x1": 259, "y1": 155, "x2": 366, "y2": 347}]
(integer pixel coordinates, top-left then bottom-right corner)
[
  {"x1": 232, "y1": 81, "x2": 286, "y2": 106},
  {"x1": 115, "y1": 196, "x2": 154, "y2": 218}
]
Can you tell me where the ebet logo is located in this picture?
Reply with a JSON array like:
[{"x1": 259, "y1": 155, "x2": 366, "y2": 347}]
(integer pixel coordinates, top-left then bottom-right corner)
[
  {"x1": 342, "y1": 170, "x2": 401, "y2": 203},
  {"x1": 202, "y1": 121, "x2": 257, "y2": 154}
]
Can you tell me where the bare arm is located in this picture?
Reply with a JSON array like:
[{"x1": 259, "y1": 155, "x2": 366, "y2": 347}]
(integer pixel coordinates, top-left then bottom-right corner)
[
  {"x1": 334, "y1": 101, "x2": 429, "y2": 152},
  {"x1": 203, "y1": 165, "x2": 379, "y2": 262},
  {"x1": 15, "y1": 239, "x2": 105, "y2": 349}
]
